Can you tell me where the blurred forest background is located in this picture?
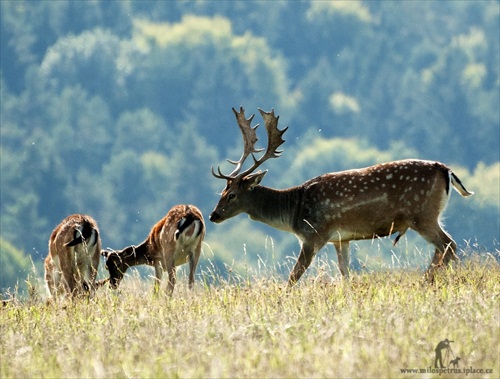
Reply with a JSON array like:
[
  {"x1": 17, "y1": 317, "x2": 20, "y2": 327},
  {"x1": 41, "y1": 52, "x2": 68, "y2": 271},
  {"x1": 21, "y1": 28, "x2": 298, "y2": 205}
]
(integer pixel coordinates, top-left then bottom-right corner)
[{"x1": 1, "y1": 0, "x2": 499, "y2": 294}]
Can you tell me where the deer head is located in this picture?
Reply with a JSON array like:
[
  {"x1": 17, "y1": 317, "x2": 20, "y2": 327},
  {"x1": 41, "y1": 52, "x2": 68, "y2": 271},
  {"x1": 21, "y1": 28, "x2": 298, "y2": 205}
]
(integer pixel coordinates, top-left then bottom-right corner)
[
  {"x1": 101, "y1": 248, "x2": 128, "y2": 288},
  {"x1": 210, "y1": 107, "x2": 287, "y2": 223}
]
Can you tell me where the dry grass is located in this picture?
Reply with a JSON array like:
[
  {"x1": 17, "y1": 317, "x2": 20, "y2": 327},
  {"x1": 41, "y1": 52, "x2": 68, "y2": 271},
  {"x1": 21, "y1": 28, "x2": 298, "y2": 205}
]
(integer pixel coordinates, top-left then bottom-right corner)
[{"x1": 1, "y1": 256, "x2": 499, "y2": 378}]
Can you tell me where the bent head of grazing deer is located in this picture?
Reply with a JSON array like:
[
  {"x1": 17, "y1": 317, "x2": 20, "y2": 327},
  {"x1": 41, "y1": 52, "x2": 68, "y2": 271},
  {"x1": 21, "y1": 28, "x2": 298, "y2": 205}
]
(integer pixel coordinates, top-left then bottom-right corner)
[{"x1": 210, "y1": 107, "x2": 474, "y2": 286}]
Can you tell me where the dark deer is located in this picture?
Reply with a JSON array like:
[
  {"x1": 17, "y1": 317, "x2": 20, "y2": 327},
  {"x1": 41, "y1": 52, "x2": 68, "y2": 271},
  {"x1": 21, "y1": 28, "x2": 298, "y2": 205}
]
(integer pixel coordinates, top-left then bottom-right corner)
[
  {"x1": 102, "y1": 205, "x2": 205, "y2": 295},
  {"x1": 210, "y1": 107, "x2": 473, "y2": 286},
  {"x1": 44, "y1": 214, "x2": 101, "y2": 298}
]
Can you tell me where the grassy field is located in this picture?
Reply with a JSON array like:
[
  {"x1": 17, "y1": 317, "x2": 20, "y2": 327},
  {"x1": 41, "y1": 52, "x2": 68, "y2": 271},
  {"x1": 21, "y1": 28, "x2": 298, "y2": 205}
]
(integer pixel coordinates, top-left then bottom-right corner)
[{"x1": 1, "y1": 256, "x2": 499, "y2": 379}]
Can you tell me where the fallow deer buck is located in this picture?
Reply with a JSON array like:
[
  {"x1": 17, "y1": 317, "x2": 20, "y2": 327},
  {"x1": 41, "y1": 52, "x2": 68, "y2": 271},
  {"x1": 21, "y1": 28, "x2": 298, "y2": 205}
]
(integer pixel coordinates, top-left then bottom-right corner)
[
  {"x1": 44, "y1": 214, "x2": 102, "y2": 298},
  {"x1": 102, "y1": 205, "x2": 205, "y2": 295},
  {"x1": 210, "y1": 107, "x2": 474, "y2": 285}
]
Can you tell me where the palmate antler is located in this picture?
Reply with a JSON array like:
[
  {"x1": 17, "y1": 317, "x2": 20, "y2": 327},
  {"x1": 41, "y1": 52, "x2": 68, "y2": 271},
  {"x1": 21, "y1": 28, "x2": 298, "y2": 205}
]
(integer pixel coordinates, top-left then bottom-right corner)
[
  {"x1": 226, "y1": 107, "x2": 263, "y2": 177},
  {"x1": 212, "y1": 107, "x2": 288, "y2": 180}
]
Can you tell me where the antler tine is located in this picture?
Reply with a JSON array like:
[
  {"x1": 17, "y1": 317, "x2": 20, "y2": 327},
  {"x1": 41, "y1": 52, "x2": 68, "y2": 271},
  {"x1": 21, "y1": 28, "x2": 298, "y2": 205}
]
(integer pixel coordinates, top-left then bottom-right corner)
[
  {"x1": 258, "y1": 108, "x2": 288, "y2": 158},
  {"x1": 212, "y1": 107, "x2": 288, "y2": 181},
  {"x1": 226, "y1": 106, "x2": 264, "y2": 177},
  {"x1": 211, "y1": 165, "x2": 232, "y2": 180},
  {"x1": 211, "y1": 107, "x2": 261, "y2": 180},
  {"x1": 236, "y1": 108, "x2": 288, "y2": 179}
]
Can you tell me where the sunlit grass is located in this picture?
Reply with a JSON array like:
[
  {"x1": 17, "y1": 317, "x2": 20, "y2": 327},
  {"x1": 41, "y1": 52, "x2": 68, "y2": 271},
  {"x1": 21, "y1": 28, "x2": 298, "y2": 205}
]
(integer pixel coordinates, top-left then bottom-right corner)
[{"x1": 1, "y1": 253, "x2": 499, "y2": 378}]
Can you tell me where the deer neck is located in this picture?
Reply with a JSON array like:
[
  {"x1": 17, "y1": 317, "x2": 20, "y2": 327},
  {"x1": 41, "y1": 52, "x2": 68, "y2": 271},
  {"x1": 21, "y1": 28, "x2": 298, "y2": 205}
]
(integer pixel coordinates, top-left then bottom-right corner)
[
  {"x1": 119, "y1": 239, "x2": 152, "y2": 269},
  {"x1": 245, "y1": 185, "x2": 301, "y2": 233}
]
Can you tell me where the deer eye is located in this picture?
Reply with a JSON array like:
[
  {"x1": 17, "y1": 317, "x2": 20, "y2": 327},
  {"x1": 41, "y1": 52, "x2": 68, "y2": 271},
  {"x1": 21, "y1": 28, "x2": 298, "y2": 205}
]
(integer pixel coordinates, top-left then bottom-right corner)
[{"x1": 228, "y1": 193, "x2": 236, "y2": 201}]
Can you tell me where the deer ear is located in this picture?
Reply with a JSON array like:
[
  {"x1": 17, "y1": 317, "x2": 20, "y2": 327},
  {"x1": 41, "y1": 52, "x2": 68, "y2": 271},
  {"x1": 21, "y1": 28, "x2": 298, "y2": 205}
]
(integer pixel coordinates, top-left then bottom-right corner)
[
  {"x1": 101, "y1": 249, "x2": 111, "y2": 258},
  {"x1": 243, "y1": 170, "x2": 267, "y2": 190}
]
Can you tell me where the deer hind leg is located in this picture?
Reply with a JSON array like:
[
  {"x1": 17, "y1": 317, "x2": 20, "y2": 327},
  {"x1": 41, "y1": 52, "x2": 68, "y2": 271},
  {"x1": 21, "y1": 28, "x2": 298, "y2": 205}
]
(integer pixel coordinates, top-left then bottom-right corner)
[
  {"x1": 163, "y1": 258, "x2": 176, "y2": 296},
  {"x1": 416, "y1": 223, "x2": 458, "y2": 282},
  {"x1": 153, "y1": 261, "x2": 164, "y2": 295},
  {"x1": 58, "y1": 254, "x2": 78, "y2": 296},
  {"x1": 188, "y1": 250, "x2": 201, "y2": 290},
  {"x1": 333, "y1": 241, "x2": 350, "y2": 278},
  {"x1": 46, "y1": 252, "x2": 70, "y2": 298},
  {"x1": 44, "y1": 257, "x2": 57, "y2": 297},
  {"x1": 61, "y1": 270, "x2": 77, "y2": 297},
  {"x1": 87, "y1": 251, "x2": 100, "y2": 294},
  {"x1": 81, "y1": 264, "x2": 97, "y2": 296}
]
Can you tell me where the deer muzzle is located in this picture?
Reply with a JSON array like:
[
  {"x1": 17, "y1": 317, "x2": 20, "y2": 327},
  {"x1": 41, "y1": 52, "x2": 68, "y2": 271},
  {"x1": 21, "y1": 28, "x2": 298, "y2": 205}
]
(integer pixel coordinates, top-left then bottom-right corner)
[{"x1": 209, "y1": 211, "x2": 222, "y2": 223}]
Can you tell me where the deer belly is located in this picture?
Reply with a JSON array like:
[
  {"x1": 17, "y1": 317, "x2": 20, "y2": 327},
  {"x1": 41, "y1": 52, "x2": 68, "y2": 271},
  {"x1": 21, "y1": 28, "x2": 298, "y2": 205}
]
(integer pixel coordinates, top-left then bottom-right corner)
[
  {"x1": 327, "y1": 208, "x2": 408, "y2": 242},
  {"x1": 329, "y1": 226, "x2": 401, "y2": 242}
]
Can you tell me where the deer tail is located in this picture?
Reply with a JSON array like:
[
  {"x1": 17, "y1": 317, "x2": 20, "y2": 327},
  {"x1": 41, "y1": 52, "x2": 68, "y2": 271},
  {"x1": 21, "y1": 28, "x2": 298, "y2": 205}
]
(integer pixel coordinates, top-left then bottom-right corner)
[
  {"x1": 65, "y1": 222, "x2": 99, "y2": 247},
  {"x1": 450, "y1": 171, "x2": 474, "y2": 197}
]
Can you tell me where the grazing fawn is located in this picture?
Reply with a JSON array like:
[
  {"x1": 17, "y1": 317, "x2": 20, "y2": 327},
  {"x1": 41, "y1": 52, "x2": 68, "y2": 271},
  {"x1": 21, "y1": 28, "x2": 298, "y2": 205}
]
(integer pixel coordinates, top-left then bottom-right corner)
[
  {"x1": 102, "y1": 205, "x2": 205, "y2": 295},
  {"x1": 210, "y1": 107, "x2": 474, "y2": 286},
  {"x1": 44, "y1": 214, "x2": 101, "y2": 298}
]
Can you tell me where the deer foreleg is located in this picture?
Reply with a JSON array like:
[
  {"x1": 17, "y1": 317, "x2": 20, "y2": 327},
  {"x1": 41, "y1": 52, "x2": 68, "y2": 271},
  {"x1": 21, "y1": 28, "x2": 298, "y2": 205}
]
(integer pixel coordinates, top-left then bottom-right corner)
[{"x1": 288, "y1": 242, "x2": 319, "y2": 287}]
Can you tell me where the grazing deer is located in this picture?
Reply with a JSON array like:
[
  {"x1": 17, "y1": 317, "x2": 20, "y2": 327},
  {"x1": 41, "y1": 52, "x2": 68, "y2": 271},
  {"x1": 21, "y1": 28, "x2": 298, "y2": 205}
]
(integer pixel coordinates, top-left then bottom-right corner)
[
  {"x1": 210, "y1": 107, "x2": 474, "y2": 286},
  {"x1": 44, "y1": 214, "x2": 101, "y2": 298},
  {"x1": 102, "y1": 205, "x2": 205, "y2": 295}
]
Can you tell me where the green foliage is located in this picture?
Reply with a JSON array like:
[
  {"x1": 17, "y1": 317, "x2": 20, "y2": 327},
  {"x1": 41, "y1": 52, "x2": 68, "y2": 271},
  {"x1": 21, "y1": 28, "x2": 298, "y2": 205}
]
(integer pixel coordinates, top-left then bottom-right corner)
[
  {"x1": 122, "y1": 15, "x2": 294, "y2": 141},
  {"x1": 1, "y1": 259, "x2": 499, "y2": 377},
  {"x1": 279, "y1": 136, "x2": 401, "y2": 187},
  {"x1": 307, "y1": 0, "x2": 373, "y2": 24},
  {"x1": 445, "y1": 162, "x2": 500, "y2": 247},
  {"x1": 0, "y1": 239, "x2": 33, "y2": 293},
  {"x1": 0, "y1": 1, "x2": 498, "y2": 281},
  {"x1": 468, "y1": 162, "x2": 500, "y2": 208}
]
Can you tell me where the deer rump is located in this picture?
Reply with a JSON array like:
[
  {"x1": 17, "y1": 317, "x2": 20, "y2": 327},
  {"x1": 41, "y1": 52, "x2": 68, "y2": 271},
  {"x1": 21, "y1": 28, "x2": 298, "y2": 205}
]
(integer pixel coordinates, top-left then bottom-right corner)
[{"x1": 45, "y1": 214, "x2": 101, "y2": 298}]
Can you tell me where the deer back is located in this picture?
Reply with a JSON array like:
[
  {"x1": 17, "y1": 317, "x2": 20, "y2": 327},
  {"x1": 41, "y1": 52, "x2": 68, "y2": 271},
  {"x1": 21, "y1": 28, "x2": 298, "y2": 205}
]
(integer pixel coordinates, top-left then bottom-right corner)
[{"x1": 294, "y1": 160, "x2": 456, "y2": 241}]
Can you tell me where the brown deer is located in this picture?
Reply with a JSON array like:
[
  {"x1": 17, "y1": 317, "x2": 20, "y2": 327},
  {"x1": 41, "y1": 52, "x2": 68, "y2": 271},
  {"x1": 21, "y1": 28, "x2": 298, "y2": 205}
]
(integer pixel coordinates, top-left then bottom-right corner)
[
  {"x1": 210, "y1": 107, "x2": 474, "y2": 286},
  {"x1": 102, "y1": 205, "x2": 205, "y2": 295},
  {"x1": 44, "y1": 214, "x2": 102, "y2": 298}
]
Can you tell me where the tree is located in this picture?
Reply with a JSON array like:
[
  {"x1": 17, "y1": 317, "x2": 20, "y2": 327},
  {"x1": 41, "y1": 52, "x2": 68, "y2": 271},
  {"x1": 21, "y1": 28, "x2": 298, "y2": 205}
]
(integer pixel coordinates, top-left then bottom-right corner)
[
  {"x1": 0, "y1": 238, "x2": 35, "y2": 295},
  {"x1": 121, "y1": 16, "x2": 295, "y2": 146}
]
